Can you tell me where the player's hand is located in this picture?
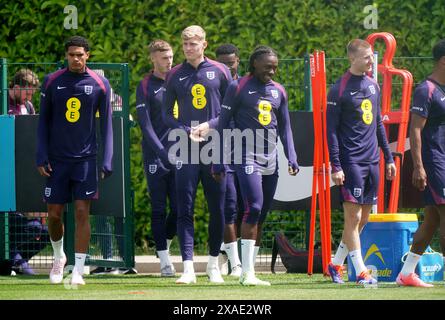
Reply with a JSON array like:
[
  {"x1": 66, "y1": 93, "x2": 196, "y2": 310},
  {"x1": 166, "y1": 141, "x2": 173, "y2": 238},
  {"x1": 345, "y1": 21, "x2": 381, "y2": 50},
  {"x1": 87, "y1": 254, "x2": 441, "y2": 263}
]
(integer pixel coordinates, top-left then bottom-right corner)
[
  {"x1": 412, "y1": 166, "x2": 427, "y2": 191},
  {"x1": 288, "y1": 163, "x2": 299, "y2": 176},
  {"x1": 101, "y1": 169, "x2": 112, "y2": 179},
  {"x1": 189, "y1": 126, "x2": 205, "y2": 142},
  {"x1": 211, "y1": 164, "x2": 225, "y2": 183},
  {"x1": 195, "y1": 122, "x2": 210, "y2": 138},
  {"x1": 331, "y1": 170, "x2": 345, "y2": 186},
  {"x1": 37, "y1": 163, "x2": 52, "y2": 177},
  {"x1": 386, "y1": 163, "x2": 397, "y2": 181}
]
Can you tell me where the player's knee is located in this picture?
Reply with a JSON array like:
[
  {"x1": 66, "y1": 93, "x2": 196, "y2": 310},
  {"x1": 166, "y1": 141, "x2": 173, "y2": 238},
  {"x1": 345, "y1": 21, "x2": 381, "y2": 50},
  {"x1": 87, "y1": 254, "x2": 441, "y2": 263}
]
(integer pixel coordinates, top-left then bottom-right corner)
[{"x1": 244, "y1": 204, "x2": 262, "y2": 224}]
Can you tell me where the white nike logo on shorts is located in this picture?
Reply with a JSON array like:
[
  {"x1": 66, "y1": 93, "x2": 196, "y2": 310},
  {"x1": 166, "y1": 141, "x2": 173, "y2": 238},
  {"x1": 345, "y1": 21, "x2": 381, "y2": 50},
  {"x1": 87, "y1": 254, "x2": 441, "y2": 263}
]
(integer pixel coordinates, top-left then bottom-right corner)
[{"x1": 86, "y1": 191, "x2": 95, "y2": 195}]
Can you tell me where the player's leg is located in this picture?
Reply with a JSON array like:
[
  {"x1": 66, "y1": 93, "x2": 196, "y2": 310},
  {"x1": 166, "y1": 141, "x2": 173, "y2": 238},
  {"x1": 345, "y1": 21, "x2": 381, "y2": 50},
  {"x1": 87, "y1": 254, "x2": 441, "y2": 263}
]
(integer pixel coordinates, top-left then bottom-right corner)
[
  {"x1": 175, "y1": 163, "x2": 199, "y2": 284},
  {"x1": 397, "y1": 163, "x2": 445, "y2": 287},
  {"x1": 396, "y1": 205, "x2": 438, "y2": 287},
  {"x1": 147, "y1": 171, "x2": 174, "y2": 276},
  {"x1": 236, "y1": 165, "x2": 270, "y2": 286},
  {"x1": 201, "y1": 164, "x2": 226, "y2": 283},
  {"x1": 221, "y1": 171, "x2": 242, "y2": 276},
  {"x1": 255, "y1": 170, "x2": 279, "y2": 272},
  {"x1": 44, "y1": 160, "x2": 70, "y2": 284},
  {"x1": 339, "y1": 164, "x2": 376, "y2": 285},
  {"x1": 70, "y1": 159, "x2": 98, "y2": 285}
]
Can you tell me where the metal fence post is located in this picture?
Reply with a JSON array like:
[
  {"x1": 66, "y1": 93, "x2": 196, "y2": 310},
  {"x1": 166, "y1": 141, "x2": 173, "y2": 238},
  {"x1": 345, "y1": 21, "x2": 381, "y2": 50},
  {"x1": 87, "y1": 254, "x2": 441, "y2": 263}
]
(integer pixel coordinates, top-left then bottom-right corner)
[{"x1": 1, "y1": 58, "x2": 7, "y2": 115}]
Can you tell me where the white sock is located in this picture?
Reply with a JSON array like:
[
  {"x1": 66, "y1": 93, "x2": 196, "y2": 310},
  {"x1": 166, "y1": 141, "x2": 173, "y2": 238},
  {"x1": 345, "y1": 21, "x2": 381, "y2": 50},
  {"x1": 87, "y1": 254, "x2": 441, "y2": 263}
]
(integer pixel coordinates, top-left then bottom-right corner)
[
  {"x1": 253, "y1": 246, "x2": 260, "y2": 267},
  {"x1": 400, "y1": 252, "x2": 421, "y2": 276},
  {"x1": 220, "y1": 242, "x2": 225, "y2": 252},
  {"x1": 207, "y1": 255, "x2": 219, "y2": 270},
  {"x1": 349, "y1": 249, "x2": 367, "y2": 275},
  {"x1": 50, "y1": 238, "x2": 65, "y2": 260},
  {"x1": 332, "y1": 241, "x2": 349, "y2": 266},
  {"x1": 166, "y1": 239, "x2": 173, "y2": 252},
  {"x1": 74, "y1": 253, "x2": 86, "y2": 275},
  {"x1": 158, "y1": 250, "x2": 171, "y2": 269},
  {"x1": 241, "y1": 239, "x2": 256, "y2": 274},
  {"x1": 183, "y1": 260, "x2": 194, "y2": 274},
  {"x1": 225, "y1": 241, "x2": 241, "y2": 267}
]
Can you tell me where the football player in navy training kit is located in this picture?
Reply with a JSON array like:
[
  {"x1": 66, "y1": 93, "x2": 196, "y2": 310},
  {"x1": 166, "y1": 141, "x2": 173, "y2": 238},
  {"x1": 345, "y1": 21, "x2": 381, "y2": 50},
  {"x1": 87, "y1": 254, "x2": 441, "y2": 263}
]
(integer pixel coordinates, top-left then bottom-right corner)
[
  {"x1": 396, "y1": 39, "x2": 445, "y2": 288},
  {"x1": 36, "y1": 36, "x2": 113, "y2": 286},
  {"x1": 215, "y1": 43, "x2": 243, "y2": 277},
  {"x1": 136, "y1": 39, "x2": 177, "y2": 277},
  {"x1": 214, "y1": 46, "x2": 299, "y2": 286},
  {"x1": 326, "y1": 39, "x2": 396, "y2": 286},
  {"x1": 162, "y1": 25, "x2": 233, "y2": 284}
]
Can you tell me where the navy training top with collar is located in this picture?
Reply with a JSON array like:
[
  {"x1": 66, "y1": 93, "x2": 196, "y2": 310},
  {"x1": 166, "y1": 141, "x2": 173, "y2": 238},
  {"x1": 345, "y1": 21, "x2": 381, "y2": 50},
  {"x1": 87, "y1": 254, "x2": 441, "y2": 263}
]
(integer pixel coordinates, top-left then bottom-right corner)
[
  {"x1": 410, "y1": 78, "x2": 445, "y2": 164},
  {"x1": 326, "y1": 71, "x2": 393, "y2": 173},
  {"x1": 36, "y1": 67, "x2": 113, "y2": 174},
  {"x1": 136, "y1": 71, "x2": 172, "y2": 172},
  {"x1": 217, "y1": 75, "x2": 298, "y2": 169},
  {"x1": 162, "y1": 57, "x2": 232, "y2": 134}
]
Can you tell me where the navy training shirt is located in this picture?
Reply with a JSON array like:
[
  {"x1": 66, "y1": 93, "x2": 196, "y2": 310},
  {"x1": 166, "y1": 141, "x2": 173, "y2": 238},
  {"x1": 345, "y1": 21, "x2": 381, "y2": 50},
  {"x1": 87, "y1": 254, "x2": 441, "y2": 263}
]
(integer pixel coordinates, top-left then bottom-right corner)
[
  {"x1": 326, "y1": 71, "x2": 393, "y2": 173},
  {"x1": 36, "y1": 67, "x2": 113, "y2": 174}
]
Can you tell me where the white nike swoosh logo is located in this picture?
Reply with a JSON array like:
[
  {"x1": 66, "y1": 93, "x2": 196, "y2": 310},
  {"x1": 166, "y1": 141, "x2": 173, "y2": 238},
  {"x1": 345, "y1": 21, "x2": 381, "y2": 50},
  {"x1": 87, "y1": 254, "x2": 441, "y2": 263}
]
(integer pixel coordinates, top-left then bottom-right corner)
[
  {"x1": 179, "y1": 76, "x2": 189, "y2": 81},
  {"x1": 350, "y1": 91, "x2": 359, "y2": 95},
  {"x1": 86, "y1": 191, "x2": 95, "y2": 195},
  {"x1": 441, "y1": 97, "x2": 445, "y2": 101},
  {"x1": 248, "y1": 91, "x2": 257, "y2": 94},
  {"x1": 57, "y1": 86, "x2": 66, "y2": 90},
  {"x1": 154, "y1": 88, "x2": 163, "y2": 94}
]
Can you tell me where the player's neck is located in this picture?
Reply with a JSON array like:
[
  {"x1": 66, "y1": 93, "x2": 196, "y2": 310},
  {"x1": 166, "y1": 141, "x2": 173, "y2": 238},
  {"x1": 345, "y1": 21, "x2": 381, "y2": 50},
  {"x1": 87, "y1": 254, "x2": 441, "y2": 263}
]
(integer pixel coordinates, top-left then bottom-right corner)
[
  {"x1": 153, "y1": 69, "x2": 167, "y2": 80},
  {"x1": 187, "y1": 56, "x2": 205, "y2": 69},
  {"x1": 68, "y1": 66, "x2": 86, "y2": 74},
  {"x1": 349, "y1": 67, "x2": 365, "y2": 76},
  {"x1": 429, "y1": 68, "x2": 445, "y2": 85}
]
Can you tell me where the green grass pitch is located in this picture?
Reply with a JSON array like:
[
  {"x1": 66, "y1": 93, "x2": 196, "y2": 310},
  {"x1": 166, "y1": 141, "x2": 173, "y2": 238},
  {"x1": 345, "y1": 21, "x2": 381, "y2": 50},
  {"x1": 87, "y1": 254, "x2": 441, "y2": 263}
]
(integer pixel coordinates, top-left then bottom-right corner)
[{"x1": 0, "y1": 273, "x2": 443, "y2": 300}]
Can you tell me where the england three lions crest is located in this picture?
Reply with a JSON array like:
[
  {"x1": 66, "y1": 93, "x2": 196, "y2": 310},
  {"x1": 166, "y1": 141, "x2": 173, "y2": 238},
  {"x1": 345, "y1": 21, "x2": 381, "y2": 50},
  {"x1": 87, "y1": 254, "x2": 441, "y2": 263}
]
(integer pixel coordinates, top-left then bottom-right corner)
[
  {"x1": 368, "y1": 85, "x2": 376, "y2": 95},
  {"x1": 148, "y1": 164, "x2": 157, "y2": 174},
  {"x1": 271, "y1": 89, "x2": 279, "y2": 99},
  {"x1": 206, "y1": 71, "x2": 215, "y2": 80},
  {"x1": 84, "y1": 85, "x2": 93, "y2": 95}
]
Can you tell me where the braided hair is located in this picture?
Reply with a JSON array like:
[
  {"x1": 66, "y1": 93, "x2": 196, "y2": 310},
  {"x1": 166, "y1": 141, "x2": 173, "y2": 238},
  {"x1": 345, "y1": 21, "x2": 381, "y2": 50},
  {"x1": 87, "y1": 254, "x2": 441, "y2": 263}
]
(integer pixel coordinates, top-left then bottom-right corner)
[{"x1": 248, "y1": 45, "x2": 277, "y2": 74}]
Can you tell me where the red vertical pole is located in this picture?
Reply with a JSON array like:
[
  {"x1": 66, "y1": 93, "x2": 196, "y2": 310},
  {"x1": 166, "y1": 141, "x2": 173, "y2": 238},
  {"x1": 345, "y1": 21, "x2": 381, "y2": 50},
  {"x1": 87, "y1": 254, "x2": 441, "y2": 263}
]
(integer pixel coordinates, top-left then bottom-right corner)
[{"x1": 319, "y1": 51, "x2": 332, "y2": 271}]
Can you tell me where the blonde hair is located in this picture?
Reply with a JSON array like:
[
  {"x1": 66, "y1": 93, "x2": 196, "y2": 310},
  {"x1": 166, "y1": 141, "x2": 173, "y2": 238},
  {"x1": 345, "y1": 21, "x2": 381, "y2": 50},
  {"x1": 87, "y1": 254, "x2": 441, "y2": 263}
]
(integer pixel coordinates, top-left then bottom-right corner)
[
  {"x1": 347, "y1": 39, "x2": 371, "y2": 57},
  {"x1": 148, "y1": 39, "x2": 172, "y2": 54},
  {"x1": 181, "y1": 25, "x2": 206, "y2": 41},
  {"x1": 10, "y1": 69, "x2": 39, "y2": 88}
]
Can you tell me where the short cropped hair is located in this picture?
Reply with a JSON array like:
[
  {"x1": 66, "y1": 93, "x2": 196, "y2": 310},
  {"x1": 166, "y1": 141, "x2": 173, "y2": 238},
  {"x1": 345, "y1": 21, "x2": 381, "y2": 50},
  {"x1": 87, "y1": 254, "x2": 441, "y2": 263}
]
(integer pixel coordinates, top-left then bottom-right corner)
[
  {"x1": 148, "y1": 39, "x2": 172, "y2": 54},
  {"x1": 215, "y1": 44, "x2": 239, "y2": 57},
  {"x1": 65, "y1": 36, "x2": 90, "y2": 52},
  {"x1": 249, "y1": 45, "x2": 277, "y2": 74},
  {"x1": 347, "y1": 39, "x2": 371, "y2": 56},
  {"x1": 181, "y1": 25, "x2": 206, "y2": 41},
  {"x1": 9, "y1": 69, "x2": 40, "y2": 88},
  {"x1": 433, "y1": 39, "x2": 445, "y2": 61}
]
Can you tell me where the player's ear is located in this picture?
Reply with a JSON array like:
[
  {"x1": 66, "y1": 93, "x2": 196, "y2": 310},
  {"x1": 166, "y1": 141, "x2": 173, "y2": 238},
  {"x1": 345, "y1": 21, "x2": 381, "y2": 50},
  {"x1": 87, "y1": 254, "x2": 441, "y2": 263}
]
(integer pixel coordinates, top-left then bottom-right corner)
[
  {"x1": 85, "y1": 51, "x2": 90, "y2": 60},
  {"x1": 202, "y1": 41, "x2": 208, "y2": 50}
]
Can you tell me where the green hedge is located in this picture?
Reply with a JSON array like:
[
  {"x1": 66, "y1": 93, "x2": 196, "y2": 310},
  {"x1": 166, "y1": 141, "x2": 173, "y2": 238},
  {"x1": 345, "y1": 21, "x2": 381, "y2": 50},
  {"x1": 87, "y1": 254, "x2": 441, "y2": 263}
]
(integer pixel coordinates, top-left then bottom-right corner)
[{"x1": 1, "y1": 0, "x2": 440, "y2": 250}]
